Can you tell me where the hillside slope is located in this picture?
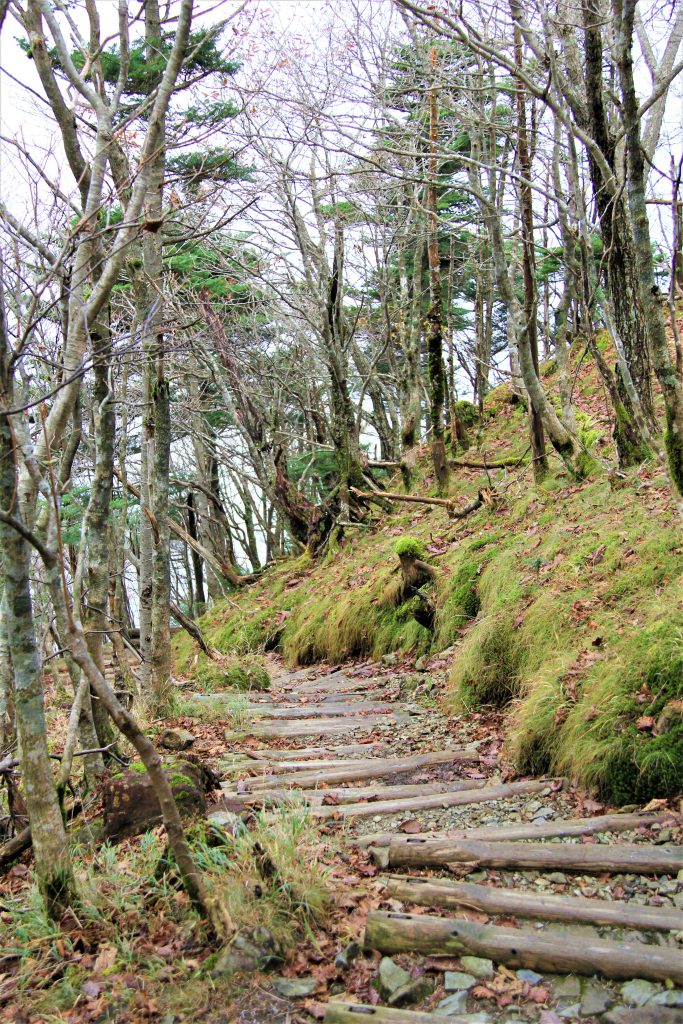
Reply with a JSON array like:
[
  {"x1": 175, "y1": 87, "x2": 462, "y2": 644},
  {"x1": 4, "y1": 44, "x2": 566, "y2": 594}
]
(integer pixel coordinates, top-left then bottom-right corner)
[{"x1": 174, "y1": 363, "x2": 683, "y2": 806}]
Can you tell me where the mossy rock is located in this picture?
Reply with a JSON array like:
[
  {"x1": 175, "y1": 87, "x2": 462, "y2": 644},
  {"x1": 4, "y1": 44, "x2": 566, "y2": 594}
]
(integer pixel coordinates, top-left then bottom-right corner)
[
  {"x1": 453, "y1": 399, "x2": 479, "y2": 428},
  {"x1": 102, "y1": 758, "x2": 207, "y2": 841},
  {"x1": 394, "y1": 536, "x2": 426, "y2": 560}
]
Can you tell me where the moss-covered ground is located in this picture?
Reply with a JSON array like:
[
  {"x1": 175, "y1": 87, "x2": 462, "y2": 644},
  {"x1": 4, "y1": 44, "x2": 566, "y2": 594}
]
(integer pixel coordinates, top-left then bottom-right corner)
[{"x1": 173, "y1": 356, "x2": 683, "y2": 806}]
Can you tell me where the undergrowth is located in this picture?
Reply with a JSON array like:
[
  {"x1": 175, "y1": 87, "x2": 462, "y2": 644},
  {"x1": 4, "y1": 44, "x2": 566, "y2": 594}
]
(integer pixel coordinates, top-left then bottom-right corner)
[{"x1": 1, "y1": 811, "x2": 332, "y2": 1019}]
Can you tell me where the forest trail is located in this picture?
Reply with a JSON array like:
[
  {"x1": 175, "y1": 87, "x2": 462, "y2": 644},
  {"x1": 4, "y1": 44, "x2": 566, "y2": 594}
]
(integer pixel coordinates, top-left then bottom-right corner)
[{"x1": 202, "y1": 659, "x2": 683, "y2": 1024}]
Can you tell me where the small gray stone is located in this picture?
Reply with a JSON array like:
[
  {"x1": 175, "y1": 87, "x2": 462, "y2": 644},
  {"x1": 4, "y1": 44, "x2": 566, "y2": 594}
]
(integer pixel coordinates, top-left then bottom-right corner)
[
  {"x1": 389, "y1": 975, "x2": 434, "y2": 1007},
  {"x1": 272, "y1": 977, "x2": 317, "y2": 998},
  {"x1": 559, "y1": 1004, "x2": 581, "y2": 1019},
  {"x1": 444, "y1": 971, "x2": 476, "y2": 991},
  {"x1": 547, "y1": 872, "x2": 568, "y2": 884},
  {"x1": 460, "y1": 956, "x2": 495, "y2": 979},
  {"x1": 377, "y1": 956, "x2": 411, "y2": 998},
  {"x1": 335, "y1": 941, "x2": 361, "y2": 970},
  {"x1": 159, "y1": 728, "x2": 195, "y2": 751},
  {"x1": 658, "y1": 880, "x2": 680, "y2": 895},
  {"x1": 517, "y1": 969, "x2": 544, "y2": 984},
  {"x1": 436, "y1": 991, "x2": 469, "y2": 1015},
  {"x1": 532, "y1": 806, "x2": 556, "y2": 820},
  {"x1": 649, "y1": 990, "x2": 683, "y2": 1008},
  {"x1": 553, "y1": 976, "x2": 582, "y2": 1000},
  {"x1": 673, "y1": 892, "x2": 683, "y2": 909},
  {"x1": 580, "y1": 985, "x2": 612, "y2": 1016},
  {"x1": 212, "y1": 931, "x2": 279, "y2": 976},
  {"x1": 621, "y1": 979, "x2": 658, "y2": 1007},
  {"x1": 207, "y1": 809, "x2": 243, "y2": 833}
]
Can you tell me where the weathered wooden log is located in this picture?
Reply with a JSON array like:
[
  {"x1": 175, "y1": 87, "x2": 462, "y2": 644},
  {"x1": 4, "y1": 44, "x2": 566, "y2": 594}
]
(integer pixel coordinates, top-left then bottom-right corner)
[
  {"x1": 313, "y1": 780, "x2": 548, "y2": 820},
  {"x1": 244, "y1": 749, "x2": 481, "y2": 792},
  {"x1": 325, "y1": 1003, "x2": 452, "y2": 1023},
  {"x1": 383, "y1": 875, "x2": 683, "y2": 933},
  {"x1": 224, "y1": 712, "x2": 407, "y2": 741},
  {"x1": 0, "y1": 827, "x2": 31, "y2": 871},
  {"x1": 230, "y1": 778, "x2": 489, "y2": 808},
  {"x1": 384, "y1": 837, "x2": 683, "y2": 875},
  {"x1": 364, "y1": 911, "x2": 683, "y2": 983},
  {"x1": 244, "y1": 743, "x2": 390, "y2": 760},
  {"x1": 356, "y1": 811, "x2": 677, "y2": 848},
  {"x1": 242, "y1": 700, "x2": 396, "y2": 719}
]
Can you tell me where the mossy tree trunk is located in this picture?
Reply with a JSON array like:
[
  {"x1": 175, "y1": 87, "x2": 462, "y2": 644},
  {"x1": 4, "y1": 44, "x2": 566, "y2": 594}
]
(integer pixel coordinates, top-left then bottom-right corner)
[
  {"x1": 426, "y1": 51, "x2": 450, "y2": 493},
  {"x1": 514, "y1": 23, "x2": 547, "y2": 481},
  {"x1": 468, "y1": 119, "x2": 582, "y2": 475},
  {"x1": 579, "y1": 0, "x2": 655, "y2": 464},
  {"x1": 0, "y1": 586, "x2": 15, "y2": 754},
  {"x1": 0, "y1": 296, "x2": 76, "y2": 917},
  {"x1": 616, "y1": 0, "x2": 683, "y2": 495},
  {"x1": 79, "y1": 298, "x2": 116, "y2": 764}
]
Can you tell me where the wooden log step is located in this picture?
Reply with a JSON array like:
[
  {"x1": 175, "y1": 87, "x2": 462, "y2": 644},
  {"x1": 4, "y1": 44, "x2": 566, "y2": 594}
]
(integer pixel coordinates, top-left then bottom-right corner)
[
  {"x1": 383, "y1": 875, "x2": 683, "y2": 933},
  {"x1": 286, "y1": 672, "x2": 373, "y2": 693},
  {"x1": 364, "y1": 910, "x2": 683, "y2": 984},
  {"x1": 314, "y1": 780, "x2": 549, "y2": 820},
  {"x1": 224, "y1": 713, "x2": 408, "y2": 741},
  {"x1": 356, "y1": 811, "x2": 677, "y2": 848},
  {"x1": 221, "y1": 758, "x2": 393, "y2": 778},
  {"x1": 228, "y1": 778, "x2": 490, "y2": 808},
  {"x1": 244, "y1": 749, "x2": 481, "y2": 792},
  {"x1": 384, "y1": 837, "x2": 683, "y2": 875},
  {"x1": 243, "y1": 700, "x2": 398, "y2": 719},
  {"x1": 325, "y1": 1003, "x2": 452, "y2": 1023},
  {"x1": 242, "y1": 743, "x2": 390, "y2": 760}
]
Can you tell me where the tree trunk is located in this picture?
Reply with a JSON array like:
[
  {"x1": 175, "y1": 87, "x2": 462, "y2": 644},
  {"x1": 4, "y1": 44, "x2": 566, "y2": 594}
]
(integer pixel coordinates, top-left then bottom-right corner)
[
  {"x1": 0, "y1": 416, "x2": 75, "y2": 916},
  {"x1": 617, "y1": 0, "x2": 683, "y2": 494},
  {"x1": 426, "y1": 50, "x2": 450, "y2": 492},
  {"x1": 514, "y1": 24, "x2": 547, "y2": 480},
  {"x1": 0, "y1": 587, "x2": 14, "y2": 753},
  {"x1": 581, "y1": 0, "x2": 655, "y2": 456},
  {"x1": 80, "y1": 301, "x2": 116, "y2": 763}
]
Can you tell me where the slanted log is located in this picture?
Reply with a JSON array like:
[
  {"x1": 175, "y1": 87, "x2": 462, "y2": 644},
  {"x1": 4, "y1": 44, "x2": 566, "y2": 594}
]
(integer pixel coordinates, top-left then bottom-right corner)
[
  {"x1": 313, "y1": 780, "x2": 548, "y2": 820},
  {"x1": 325, "y1": 1003, "x2": 451, "y2": 1023},
  {"x1": 364, "y1": 911, "x2": 683, "y2": 983},
  {"x1": 244, "y1": 749, "x2": 481, "y2": 792},
  {"x1": 356, "y1": 811, "x2": 677, "y2": 848},
  {"x1": 0, "y1": 827, "x2": 31, "y2": 871},
  {"x1": 385, "y1": 837, "x2": 683, "y2": 875},
  {"x1": 383, "y1": 876, "x2": 683, "y2": 933}
]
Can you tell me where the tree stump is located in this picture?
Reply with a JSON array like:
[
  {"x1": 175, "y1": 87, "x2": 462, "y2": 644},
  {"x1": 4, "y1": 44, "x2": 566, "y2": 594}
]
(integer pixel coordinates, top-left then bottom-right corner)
[{"x1": 393, "y1": 538, "x2": 436, "y2": 629}]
